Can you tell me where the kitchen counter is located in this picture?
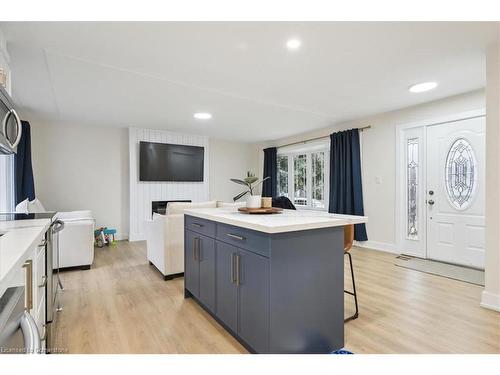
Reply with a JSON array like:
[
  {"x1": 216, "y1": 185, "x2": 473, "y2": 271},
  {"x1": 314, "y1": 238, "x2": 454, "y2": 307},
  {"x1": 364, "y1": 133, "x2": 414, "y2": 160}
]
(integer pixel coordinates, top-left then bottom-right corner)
[
  {"x1": 183, "y1": 207, "x2": 368, "y2": 353},
  {"x1": 0, "y1": 216, "x2": 53, "y2": 297},
  {"x1": 183, "y1": 207, "x2": 367, "y2": 234}
]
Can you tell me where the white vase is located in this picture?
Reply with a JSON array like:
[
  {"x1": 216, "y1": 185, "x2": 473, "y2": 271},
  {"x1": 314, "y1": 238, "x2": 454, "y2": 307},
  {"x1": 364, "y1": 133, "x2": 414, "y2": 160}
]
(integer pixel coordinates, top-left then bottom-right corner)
[{"x1": 246, "y1": 195, "x2": 262, "y2": 209}]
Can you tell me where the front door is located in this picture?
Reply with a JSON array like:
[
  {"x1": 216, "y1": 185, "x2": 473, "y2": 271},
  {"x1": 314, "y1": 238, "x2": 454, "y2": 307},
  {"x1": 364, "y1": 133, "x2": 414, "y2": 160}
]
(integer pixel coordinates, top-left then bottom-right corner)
[{"x1": 426, "y1": 117, "x2": 485, "y2": 268}]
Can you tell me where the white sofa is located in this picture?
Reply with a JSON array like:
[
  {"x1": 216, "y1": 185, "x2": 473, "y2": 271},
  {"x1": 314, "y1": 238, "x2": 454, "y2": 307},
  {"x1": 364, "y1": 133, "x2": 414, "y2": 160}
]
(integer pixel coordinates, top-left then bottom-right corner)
[
  {"x1": 16, "y1": 198, "x2": 95, "y2": 270},
  {"x1": 144, "y1": 200, "x2": 244, "y2": 279}
]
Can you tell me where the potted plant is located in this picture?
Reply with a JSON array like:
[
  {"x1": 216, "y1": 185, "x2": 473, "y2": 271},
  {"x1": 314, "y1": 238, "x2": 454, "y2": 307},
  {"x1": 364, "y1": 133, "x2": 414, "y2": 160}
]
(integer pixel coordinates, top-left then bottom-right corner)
[{"x1": 231, "y1": 172, "x2": 270, "y2": 208}]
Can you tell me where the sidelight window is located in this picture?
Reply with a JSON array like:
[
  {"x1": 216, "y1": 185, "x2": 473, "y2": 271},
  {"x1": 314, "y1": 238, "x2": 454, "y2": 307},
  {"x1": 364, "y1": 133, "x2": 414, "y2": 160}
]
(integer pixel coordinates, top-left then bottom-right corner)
[{"x1": 406, "y1": 138, "x2": 419, "y2": 240}]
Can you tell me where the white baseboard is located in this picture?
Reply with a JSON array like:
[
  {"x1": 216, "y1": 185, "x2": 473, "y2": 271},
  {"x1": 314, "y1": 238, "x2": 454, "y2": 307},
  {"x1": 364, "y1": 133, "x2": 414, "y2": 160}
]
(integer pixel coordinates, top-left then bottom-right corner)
[
  {"x1": 480, "y1": 291, "x2": 500, "y2": 312},
  {"x1": 128, "y1": 233, "x2": 145, "y2": 242},
  {"x1": 115, "y1": 233, "x2": 129, "y2": 241},
  {"x1": 354, "y1": 240, "x2": 400, "y2": 254}
]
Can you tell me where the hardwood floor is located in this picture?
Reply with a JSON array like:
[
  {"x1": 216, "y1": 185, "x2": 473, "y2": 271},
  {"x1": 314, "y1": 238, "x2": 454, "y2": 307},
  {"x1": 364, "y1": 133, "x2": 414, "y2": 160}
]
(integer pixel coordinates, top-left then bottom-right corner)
[{"x1": 55, "y1": 241, "x2": 500, "y2": 354}]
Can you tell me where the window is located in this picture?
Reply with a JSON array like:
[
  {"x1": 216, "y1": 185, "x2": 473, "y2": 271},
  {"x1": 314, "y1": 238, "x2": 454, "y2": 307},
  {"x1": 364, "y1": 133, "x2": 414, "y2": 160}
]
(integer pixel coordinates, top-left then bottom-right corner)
[
  {"x1": 445, "y1": 138, "x2": 476, "y2": 210},
  {"x1": 311, "y1": 152, "x2": 326, "y2": 209},
  {"x1": 277, "y1": 145, "x2": 329, "y2": 210},
  {"x1": 277, "y1": 155, "x2": 289, "y2": 198},
  {"x1": 293, "y1": 154, "x2": 307, "y2": 207},
  {"x1": 406, "y1": 138, "x2": 419, "y2": 240},
  {"x1": 0, "y1": 154, "x2": 15, "y2": 212}
]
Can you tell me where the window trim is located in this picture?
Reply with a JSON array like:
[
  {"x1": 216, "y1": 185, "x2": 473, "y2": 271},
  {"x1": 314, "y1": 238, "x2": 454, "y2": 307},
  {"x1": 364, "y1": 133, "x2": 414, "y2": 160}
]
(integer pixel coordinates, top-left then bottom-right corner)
[
  {"x1": 0, "y1": 154, "x2": 15, "y2": 212},
  {"x1": 277, "y1": 144, "x2": 330, "y2": 211}
]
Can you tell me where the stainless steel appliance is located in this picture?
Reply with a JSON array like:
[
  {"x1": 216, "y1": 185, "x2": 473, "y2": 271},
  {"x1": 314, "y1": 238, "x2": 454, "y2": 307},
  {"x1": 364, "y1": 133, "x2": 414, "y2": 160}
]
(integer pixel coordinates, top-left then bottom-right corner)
[
  {"x1": 0, "y1": 86, "x2": 22, "y2": 155},
  {"x1": 45, "y1": 219, "x2": 64, "y2": 352},
  {"x1": 0, "y1": 287, "x2": 41, "y2": 354}
]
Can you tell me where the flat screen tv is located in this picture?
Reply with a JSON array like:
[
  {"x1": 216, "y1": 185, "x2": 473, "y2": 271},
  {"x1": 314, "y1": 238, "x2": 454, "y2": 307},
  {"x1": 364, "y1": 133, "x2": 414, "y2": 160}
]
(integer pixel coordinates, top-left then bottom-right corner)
[{"x1": 139, "y1": 141, "x2": 204, "y2": 182}]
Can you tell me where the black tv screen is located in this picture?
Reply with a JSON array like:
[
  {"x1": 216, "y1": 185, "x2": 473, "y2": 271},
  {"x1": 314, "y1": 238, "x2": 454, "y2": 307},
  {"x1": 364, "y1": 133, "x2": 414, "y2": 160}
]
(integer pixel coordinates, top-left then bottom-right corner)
[{"x1": 139, "y1": 141, "x2": 204, "y2": 182}]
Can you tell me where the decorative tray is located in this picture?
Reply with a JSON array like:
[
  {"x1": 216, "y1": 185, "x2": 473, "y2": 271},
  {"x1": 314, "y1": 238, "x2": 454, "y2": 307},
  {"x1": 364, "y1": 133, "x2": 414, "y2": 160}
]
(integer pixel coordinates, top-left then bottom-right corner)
[{"x1": 237, "y1": 207, "x2": 283, "y2": 214}]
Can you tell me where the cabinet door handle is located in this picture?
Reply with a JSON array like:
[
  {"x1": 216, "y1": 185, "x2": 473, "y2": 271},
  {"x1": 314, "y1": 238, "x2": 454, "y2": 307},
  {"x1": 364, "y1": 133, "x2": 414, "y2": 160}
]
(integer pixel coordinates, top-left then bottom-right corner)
[
  {"x1": 235, "y1": 254, "x2": 241, "y2": 286},
  {"x1": 230, "y1": 253, "x2": 236, "y2": 284},
  {"x1": 191, "y1": 223, "x2": 203, "y2": 228},
  {"x1": 197, "y1": 238, "x2": 202, "y2": 262},
  {"x1": 193, "y1": 238, "x2": 196, "y2": 262},
  {"x1": 227, "y1": 233, "x2": 245, "y2": 241},
  {"x1": 23, "y1": 259, "x2": 33, "y2": 311},
  {"x1": 193, "y1": 238, "x2": 197, "y2": 261},
  {"x1": 38, "y1": 275, "x2": 47, "y2": 288}
]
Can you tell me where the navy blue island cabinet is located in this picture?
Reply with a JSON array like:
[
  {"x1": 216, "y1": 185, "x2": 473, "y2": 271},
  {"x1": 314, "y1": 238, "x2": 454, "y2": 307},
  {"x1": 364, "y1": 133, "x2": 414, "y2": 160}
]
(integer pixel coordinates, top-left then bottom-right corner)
[{"x1": 184, "y1": 213, "x2": 345, "y2": 354}]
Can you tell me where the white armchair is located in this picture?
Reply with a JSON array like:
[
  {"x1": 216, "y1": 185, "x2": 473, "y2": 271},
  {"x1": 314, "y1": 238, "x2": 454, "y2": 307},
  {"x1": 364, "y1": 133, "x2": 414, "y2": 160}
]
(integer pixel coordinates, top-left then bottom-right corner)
[
  {"x1": 16, "y1": 199, "x2": 95, "y2": 270},
  {"x1": 144, "y1": 200, "x2": 219, "y2": 280},
  {"x1": 56, "y1": 210, "x2": 95, "y2": 270}
]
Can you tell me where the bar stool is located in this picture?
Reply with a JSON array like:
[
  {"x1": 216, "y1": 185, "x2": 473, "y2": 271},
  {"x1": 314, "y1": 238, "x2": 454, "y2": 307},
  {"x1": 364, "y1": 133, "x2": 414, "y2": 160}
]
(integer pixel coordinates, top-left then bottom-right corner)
[{"x1": 344, "y1": 224, "x2": 359, "y2": 322}]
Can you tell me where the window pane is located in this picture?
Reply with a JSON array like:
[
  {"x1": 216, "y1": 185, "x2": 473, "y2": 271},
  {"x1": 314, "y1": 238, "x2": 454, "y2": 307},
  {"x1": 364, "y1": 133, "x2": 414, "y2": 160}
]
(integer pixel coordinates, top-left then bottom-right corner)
[
  {"x1": 445, "y1": 138, "x2": 476, "y2": 210},
  {"x1": 311, "y1": 152, "x2": 325, "y2": 209},
  {"x1": 293, "y1": 154, "x2": 307, "y2": 206},
  {"x1": 277, "y1": 155, "x2": 289, "y2": 197},
  {"x1": 407, "y1": 138, "x2": 418, "y2": 240}
]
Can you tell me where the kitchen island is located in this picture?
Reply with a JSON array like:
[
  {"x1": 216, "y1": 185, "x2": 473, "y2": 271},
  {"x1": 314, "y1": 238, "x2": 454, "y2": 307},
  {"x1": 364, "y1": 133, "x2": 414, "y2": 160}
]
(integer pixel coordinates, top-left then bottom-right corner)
[{"x1": 183, "y1": 207, "x2": 368, "y2": 354}]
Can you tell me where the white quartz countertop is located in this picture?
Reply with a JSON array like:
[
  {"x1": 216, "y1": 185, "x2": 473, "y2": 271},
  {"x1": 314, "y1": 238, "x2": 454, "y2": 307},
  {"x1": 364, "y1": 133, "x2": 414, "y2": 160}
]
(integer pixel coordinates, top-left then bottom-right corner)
[
  {"x1": 0, "y1": 218, "x2": 51, "y2": 293},
  {"x1": 184, "y1": 207, "x2": 368, "y2": 234}
]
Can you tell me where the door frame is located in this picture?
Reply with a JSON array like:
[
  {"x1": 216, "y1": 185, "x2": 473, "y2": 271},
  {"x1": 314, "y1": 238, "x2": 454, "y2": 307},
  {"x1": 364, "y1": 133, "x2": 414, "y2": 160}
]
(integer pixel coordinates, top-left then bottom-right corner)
[{"x1": 395, "y1": 109, "x2": 485, "y2": 258}]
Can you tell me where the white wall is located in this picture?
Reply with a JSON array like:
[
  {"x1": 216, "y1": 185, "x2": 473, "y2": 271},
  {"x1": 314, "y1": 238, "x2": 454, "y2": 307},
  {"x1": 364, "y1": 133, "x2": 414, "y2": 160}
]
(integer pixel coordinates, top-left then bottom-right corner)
[
  {"x1": 209, "y1": 138, "x2": 261, "y2": 202},
  {"x1": 483, "y1": 26, "x2": 500, "y2": 312},
  {"x1": 30, "y1": 121, "x2": 258, "y2": 241},
  {"x1": 256, "y1": 89, "x2": 485, "y2": 251},
  {"x1": 31, "y1": 122, "x2": 130, "y2": 239}
]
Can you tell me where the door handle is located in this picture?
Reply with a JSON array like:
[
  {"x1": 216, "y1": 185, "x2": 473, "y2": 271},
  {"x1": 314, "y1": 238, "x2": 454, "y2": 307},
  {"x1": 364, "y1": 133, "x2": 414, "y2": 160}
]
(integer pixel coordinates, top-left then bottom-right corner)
[
  {"x1": 51, "y1": 220, "x2": 65, "y2": 234},
  {"x1": 428, "y1": 199, "x2": 435, "y2": 205},
  {"x1": 20, "y1": 311, "x2": 41, "y2": 354},
  {"x1": 235, "y1": 254, "x2": 241, "y2": 286},
  {"x1": 2, "y1": 108, "x2": 22, "y2": 149}
]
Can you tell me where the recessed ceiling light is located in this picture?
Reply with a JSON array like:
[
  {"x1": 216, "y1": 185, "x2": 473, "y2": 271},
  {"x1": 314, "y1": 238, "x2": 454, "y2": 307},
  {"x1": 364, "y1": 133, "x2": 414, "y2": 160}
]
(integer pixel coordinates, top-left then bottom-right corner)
[
  {"x1": 193, "y1": 112, "x2": 212, "y2": 120},
  {"x1": 409, "y1": 82, "x2": 438, "y2": 93},
  {"x1": 286, "y1": 38, "x2": 301, "y2": 50}
]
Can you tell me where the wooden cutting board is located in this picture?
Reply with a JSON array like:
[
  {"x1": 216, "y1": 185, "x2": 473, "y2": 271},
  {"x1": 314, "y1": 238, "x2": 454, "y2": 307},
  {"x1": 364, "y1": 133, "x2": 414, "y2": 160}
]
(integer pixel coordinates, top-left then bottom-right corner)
[{"x1": 238, "y1": 207, "x2": 283, "y2": 214}]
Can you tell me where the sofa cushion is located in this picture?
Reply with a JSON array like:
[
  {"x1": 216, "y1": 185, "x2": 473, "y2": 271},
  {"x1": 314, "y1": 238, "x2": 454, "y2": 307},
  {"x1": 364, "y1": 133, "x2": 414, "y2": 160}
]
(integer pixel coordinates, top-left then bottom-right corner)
[
  {"x1": 166, "y1": 200, "x2": 217, "y2": 215},
  {"x1": 15, "y1": 198, "x2": 46, "y2": 213},
  {"x1": 15, "y1": 198, "x2": 29, "y2": 213}
]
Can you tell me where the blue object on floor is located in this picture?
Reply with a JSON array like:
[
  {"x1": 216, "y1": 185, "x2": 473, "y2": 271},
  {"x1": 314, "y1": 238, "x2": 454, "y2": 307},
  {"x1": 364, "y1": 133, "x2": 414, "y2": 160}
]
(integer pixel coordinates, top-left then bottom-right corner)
[{"x1": 332, "y1": 349, "x2": 354, "y2": 354}]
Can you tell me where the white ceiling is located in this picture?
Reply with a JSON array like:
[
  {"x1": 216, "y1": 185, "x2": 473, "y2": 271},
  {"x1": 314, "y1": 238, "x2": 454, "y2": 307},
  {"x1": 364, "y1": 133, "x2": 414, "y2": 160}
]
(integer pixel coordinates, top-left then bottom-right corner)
[{"x1": 0, "y1": 22, "x2": 497, "y2": 142}]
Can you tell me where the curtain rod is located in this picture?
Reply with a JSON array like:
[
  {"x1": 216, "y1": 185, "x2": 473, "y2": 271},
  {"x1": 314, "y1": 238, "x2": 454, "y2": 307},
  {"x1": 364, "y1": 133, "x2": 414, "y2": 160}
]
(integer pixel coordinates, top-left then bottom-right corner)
[{"x1": 277, "y1": 125, "x2": 371, "y2": 149}]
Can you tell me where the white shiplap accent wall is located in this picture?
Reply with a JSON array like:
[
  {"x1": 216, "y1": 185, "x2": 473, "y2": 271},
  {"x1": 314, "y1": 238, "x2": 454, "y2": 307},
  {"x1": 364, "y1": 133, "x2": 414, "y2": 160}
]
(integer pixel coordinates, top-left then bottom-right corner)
[{"x1": 129, "y1": 128, "x2": 210, "y2": 241}]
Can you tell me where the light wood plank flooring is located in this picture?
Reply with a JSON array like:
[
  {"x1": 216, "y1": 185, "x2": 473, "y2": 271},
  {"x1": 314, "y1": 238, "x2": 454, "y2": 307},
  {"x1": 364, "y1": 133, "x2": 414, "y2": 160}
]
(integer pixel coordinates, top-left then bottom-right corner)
[{"x1": 54, "y1": 241, "x2": 500, "y2": 354}]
